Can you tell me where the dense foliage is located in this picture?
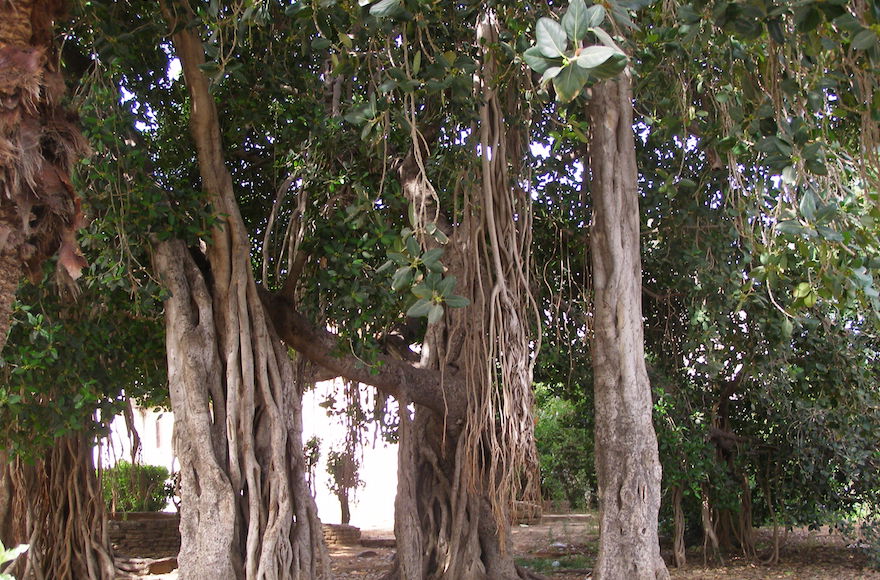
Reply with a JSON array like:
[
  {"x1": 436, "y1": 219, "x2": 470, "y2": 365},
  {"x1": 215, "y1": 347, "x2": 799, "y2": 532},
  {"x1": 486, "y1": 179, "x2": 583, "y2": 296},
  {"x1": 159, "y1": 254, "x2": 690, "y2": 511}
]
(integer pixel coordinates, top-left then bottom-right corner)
[
  {"x1": 101, "y1": 460, "x2": 174, "y2": 513},
  {"x1": 1, "y1": 0, "x2": 878, "y2": 574},
  {"x1": 534, "y1": 384, "x2": 595, "y2": 511}
]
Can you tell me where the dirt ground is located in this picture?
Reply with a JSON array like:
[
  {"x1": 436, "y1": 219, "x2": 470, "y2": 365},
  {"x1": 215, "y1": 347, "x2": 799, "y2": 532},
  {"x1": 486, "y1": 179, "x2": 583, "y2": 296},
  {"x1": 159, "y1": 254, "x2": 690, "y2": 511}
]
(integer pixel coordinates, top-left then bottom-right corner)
[
  {"x1": 330, "y1": 514, "x2": 880, "y2": 580},
  {"x1": 129, "y1": 513, "x2": 879, "y2": 579}
]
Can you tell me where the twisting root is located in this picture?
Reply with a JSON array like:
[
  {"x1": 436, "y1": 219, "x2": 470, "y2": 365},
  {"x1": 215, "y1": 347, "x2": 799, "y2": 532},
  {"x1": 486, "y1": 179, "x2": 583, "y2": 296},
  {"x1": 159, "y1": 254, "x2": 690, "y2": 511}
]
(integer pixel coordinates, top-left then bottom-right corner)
[{"x1": 1, "y1": 434, "x2": 115, "y2": 580}]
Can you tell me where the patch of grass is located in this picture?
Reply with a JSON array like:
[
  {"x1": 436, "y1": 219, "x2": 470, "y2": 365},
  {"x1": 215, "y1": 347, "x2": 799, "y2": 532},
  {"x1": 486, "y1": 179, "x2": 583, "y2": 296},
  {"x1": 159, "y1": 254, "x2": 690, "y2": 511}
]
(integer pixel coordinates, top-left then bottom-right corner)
[{"x1": 516, "y1": 554, "x2": 592, "y2": 573}]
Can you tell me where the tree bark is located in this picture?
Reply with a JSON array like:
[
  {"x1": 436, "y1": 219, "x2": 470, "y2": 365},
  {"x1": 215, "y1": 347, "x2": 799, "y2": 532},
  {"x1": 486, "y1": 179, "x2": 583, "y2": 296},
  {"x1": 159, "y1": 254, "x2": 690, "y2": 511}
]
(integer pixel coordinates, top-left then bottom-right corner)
[
  {"x1": 386, "y1": 409, "x2": 540, "y2": 580},
  {"x1": 0, "y1": 250, "x2": 20, "y2": 352},
  {"x1": 588, "y1": 75, "x2": 670, "y2": 580},
  {"x1": 671, "y1": 485, "x2": 686, "y2": 567},
  {"x1": 153, "y1": 240, "x2": 240, "y2": 578},
  {"x1": 0, "y1": 0, "x2": 89, "y2": 353},
  {"x1": 156, "y1": 4, "x2": 327, "y2": 578},
  {"x1": 0, "y1": 435, "x2": 115, "y2": 580}
]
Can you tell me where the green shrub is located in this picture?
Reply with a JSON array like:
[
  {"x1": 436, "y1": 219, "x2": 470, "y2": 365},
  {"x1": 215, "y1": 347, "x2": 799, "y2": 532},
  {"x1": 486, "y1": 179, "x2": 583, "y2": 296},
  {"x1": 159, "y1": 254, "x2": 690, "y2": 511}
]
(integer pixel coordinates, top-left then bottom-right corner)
[
  {"x1": 101, "y1": 461, "x2": 172, "y2": 513},
  {"x1": 534, "y1": 384, "x2": 595, "y2": 511}
]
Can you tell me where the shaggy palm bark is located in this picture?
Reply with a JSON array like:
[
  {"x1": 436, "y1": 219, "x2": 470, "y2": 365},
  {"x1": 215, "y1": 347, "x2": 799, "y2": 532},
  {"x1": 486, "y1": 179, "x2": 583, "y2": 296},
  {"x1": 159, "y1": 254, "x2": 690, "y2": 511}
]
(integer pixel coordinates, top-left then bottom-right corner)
[
  {"x1": 588, "y1": 75, "x2": 669, "y2": 580},
  {"x1": 0, "y1": 0, "x2": 88, "y2": 352},
  {"x1": 0, "y1": 3, "x2": 108, "y2": 579},
  {"x1": 156, "y1": 5, "x2": 326, "y2": 578}
]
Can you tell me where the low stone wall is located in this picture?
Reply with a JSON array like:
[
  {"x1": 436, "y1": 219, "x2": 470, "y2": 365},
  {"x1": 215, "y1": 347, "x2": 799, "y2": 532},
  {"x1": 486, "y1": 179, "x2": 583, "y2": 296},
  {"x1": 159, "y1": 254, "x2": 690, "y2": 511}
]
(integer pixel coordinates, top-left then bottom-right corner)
[
  {"x1": 542, "y1": 499, "x2": 571, "y2": 514},
  {"x1": 512, "y1": 501, "x2": 543, "y2": 524},
  {"x1": 322, "y1": 524, "x2": 361, "y2": 546},
  {"x1": 108, "y1": 512, "x2": 181, "y2": 558}
]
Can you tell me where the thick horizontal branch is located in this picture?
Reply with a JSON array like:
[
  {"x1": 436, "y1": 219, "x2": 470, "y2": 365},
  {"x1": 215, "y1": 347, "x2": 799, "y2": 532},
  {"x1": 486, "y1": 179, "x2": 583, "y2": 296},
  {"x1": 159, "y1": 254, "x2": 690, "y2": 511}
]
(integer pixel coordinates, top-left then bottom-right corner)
[{"x1": 259, "y1": 289, "x2": 465, "y2": 423}]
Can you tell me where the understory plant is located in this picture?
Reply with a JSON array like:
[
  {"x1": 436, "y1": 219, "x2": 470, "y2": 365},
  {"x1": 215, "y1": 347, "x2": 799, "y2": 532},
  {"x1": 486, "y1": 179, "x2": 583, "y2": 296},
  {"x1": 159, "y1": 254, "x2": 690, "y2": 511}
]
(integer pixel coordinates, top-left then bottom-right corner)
[{"x1": 101, "y1": 461, "x2": 173, "y2": 513}]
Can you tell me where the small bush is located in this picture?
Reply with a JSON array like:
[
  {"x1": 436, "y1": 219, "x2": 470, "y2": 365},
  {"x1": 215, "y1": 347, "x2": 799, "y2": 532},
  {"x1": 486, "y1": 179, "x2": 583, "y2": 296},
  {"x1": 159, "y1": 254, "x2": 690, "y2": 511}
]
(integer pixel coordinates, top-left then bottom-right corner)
[
  {"x1": 101, "y1": 461, "x2": 172, "y2": 513},
  {"x1": 534, "y1": 385, "x2": 595, "y2": 511}
]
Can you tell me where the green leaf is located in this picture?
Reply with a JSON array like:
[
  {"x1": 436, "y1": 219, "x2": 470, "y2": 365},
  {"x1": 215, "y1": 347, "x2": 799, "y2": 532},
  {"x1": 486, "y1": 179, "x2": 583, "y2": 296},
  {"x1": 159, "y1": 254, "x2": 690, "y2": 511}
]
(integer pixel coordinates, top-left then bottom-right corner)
[
  {"x1": 405, "y1": 235, "x2": 420, "y2": 256},
  {"x1": 588, "y1": 53, "x2": 628, "y2": 79},
  {"x1": 552, "y1": 64, "x2": 589, "y2": 103},
  {"x1": 387, "y1": 252, "x2": 409, "y2": 266},
  {"x1": 776, "y1": 220, "x2": 805, "y2": 236},
  {"x1": 801, "y1": 141, "x2": 822, "y2": 161},
  {"x1": 437, "y1": 275, "x2": 456, "y2": 296},
  {"x1": 344, "y1": 100, "x2": 376, "y2": 126},
  {"x1": 805, "y1": 158, "x2": 827, "y2": 175},
  {"x1": 422, "y1": 247, "x2": 445, "y2": 272},
  {"x1": 794, "y1": 282, "x2": 812, "y2": 298},
  {"x1": 376, "y1": 259, "x2": 395, "y2": 274},
  {"x1": 311, "y1": 37, "x2": 332, "y2": 50},
  {"x1": 407, "y1": 298, "x2": 432, "y2": 318},
  {"x1": 411, "y1": 283, "x2": 432, "y2": 299},
  {"x1": 586, "y1": 5, "x2": 607, "y2": 27},
  {"x1": 575, "y1": 45, "x2": 619, "y2": 69},
  {"x1": 422, "y1": 247, "x2": 444, "y2": 263},
  {"x1": 782, "y1": 317, "x2": 793, "y2": 337},
  {"x1": 852, "y1": 28, "x2": 878, "y2": 50},
  {"x1": 799, "y1": 190, "x2": 817, "y2": 222},
  {"x1": 427, "y1": 303, "x2": 445, "y2": 324},
  {"x1": 816, "y1": 225, "x2": 843, "y2": 242},
  {"x1": 607, "y1": 0, "x2": 638, "y2": 30},
  {"x1": 540, "y1": 66, "x2": 563, "y2": 84},
  {"x1": 562, "y1": 0, "x2": 590, "y2": 41},
  {"x1": 424, "y1": 272, "x2": 442, "y2": 288},
  {"x1": 536, "y1": 18, "x2": 569, "y2": 58},
  {"x1": 445, "y1": 295, "x2": 470, "y2": 308},
  {"x1": 369, "y1": 0, "x2": 402, "y2": 17},
  {"x1": 391, "y1": 266, "x2": 413, "y2": 291},
  {"x1": 523, "y1": 46, "x2": 564, "y2": 74},
  {"x1": 590, "y1": 26, "x2": 622, "y2": 51}
]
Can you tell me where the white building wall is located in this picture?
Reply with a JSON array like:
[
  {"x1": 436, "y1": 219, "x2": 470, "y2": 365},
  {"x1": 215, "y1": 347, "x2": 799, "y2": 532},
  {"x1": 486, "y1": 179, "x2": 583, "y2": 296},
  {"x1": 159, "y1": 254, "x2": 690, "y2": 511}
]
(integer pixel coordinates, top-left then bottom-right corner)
[{"x1": 102, "y1": 380, "x2": 398, "y2": 529}]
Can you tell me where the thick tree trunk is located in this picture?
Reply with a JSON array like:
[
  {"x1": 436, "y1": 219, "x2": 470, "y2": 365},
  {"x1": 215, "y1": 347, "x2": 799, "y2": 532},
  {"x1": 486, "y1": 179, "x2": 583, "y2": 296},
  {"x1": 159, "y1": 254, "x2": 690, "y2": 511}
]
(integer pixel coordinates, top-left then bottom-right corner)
[
  {"x1": 0, "y1": 435, "x2": 115, "y2": 580},
  {"x1": 0, "y1": 450, "x2": 28, "y2": 570},
  {"x1": 386, "y1": 409, "x2": 540, "y2": 580},
  {"x1": 154, "y1": 240, "x2": 239, "y2": 577},
  {"x1": 379, "y1": 15, "x2": 542, "y2": 578},
  {"x1": 156, "y1": 233, "x2": 325, "y2": 580},
  {"x1": 155, "y1": 5, "x2": 327, "y2": 578},
  {"x1": 588, "y1": 75, "x2": 669, "y2": 580}
]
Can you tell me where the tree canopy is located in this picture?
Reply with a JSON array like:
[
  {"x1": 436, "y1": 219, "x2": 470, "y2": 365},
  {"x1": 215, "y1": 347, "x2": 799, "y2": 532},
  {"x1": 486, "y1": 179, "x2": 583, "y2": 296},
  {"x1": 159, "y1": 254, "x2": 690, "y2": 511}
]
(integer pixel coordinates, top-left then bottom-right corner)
[{"x1": 1, "y1": 0, "x2": 879, "y2": 578}]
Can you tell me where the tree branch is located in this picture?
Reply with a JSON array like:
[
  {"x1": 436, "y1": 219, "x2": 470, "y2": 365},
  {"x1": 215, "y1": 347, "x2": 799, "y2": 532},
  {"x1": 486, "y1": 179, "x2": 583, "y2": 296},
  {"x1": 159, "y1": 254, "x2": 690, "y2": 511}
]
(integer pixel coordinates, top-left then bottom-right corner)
[{"x1": 259, "y1": 289, "x2": 465, "y2": 424}]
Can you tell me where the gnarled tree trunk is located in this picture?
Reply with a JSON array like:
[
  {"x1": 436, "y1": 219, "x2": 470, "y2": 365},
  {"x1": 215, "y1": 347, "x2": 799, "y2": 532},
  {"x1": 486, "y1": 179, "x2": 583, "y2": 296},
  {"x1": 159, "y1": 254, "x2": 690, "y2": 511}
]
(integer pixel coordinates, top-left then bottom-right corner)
[
  {"x1": 588, "y1": 75, "x2": 669, "y2": 580},
  {"x1": 383, "y1": 14, "x2": 541, "y2": 580},
  {"x1": 0, "y1": 434, "x2": 115, "y2": 580},
  {"x1": 390, "y1": 409, "x2": 532, "y2": 580},
  {"x1": 155, "y1": 4, "x2": 326, "y2": 578}
]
